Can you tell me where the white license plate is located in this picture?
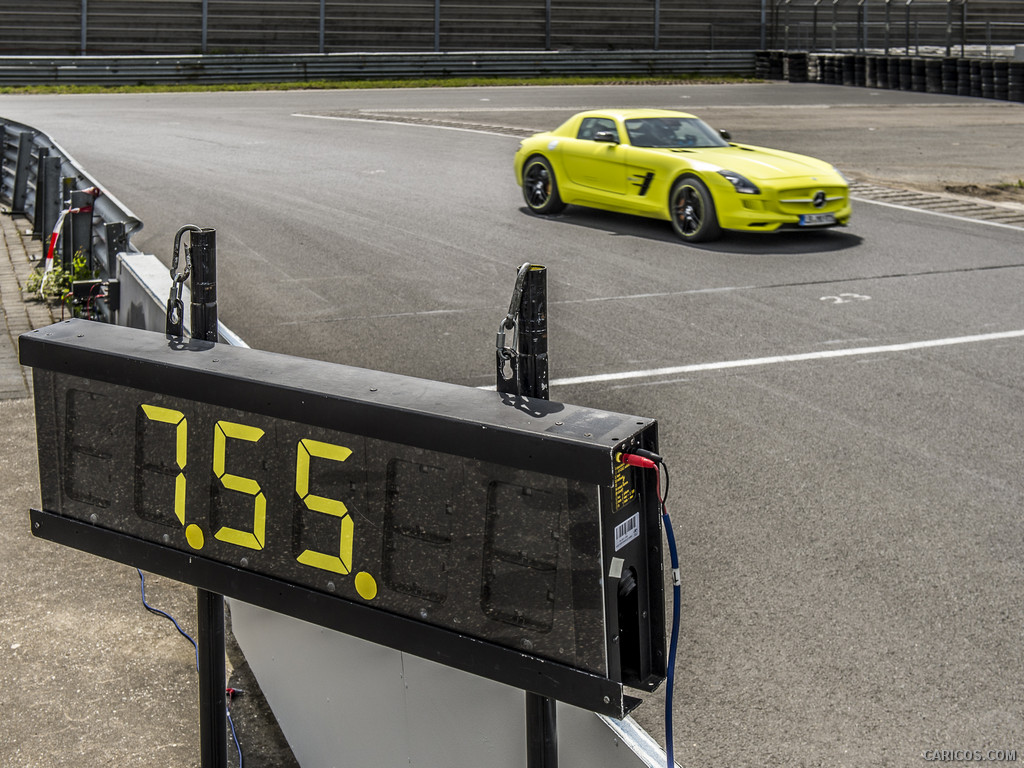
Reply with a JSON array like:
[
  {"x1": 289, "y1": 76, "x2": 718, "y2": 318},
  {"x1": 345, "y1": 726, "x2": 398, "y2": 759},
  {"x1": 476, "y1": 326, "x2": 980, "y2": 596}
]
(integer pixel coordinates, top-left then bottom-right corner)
[{"x1": 800, "y1": 213, "x2": 836, "y2": 227}]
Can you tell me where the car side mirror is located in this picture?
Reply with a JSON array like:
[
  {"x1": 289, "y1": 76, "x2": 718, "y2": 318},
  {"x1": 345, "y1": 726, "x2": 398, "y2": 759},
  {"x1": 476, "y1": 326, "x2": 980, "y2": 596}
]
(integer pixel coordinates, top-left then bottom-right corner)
[
  {"x1": 594, "y1": 131, "x2": 619, "y2": 144},
  {"x1": 719, "y1": 129, "x2": 732, "y2": 141}
]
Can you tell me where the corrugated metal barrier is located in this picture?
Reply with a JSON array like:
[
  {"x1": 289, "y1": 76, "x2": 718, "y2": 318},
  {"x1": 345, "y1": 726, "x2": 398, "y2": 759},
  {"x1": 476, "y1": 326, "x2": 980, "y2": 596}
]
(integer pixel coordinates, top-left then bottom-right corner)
[
  {"x1": 0, "y1": 116, "x2": 246, "y2": 342},
  {"x1": 0, "y1": 50, "x2": 758, "y2": 86},
  {"x1": 0, "y1": 117, "x2": 141, "y2": 287}
]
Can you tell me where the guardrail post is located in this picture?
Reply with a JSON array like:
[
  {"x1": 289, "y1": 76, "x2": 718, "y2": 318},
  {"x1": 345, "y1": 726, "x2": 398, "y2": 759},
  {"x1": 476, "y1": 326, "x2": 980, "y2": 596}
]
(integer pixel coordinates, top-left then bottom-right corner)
[
  {"x1": 31, "y1": 147, "x2": 49, "y2": 239},
  {"x1": 12, "y1": 131, "x2": 34, "y2": 214},
  {"x1": 39, "y1": 157, "x2": 61, "y2": 251},
  {"x1": 0, "y1": 125, "x2": 6, "y2": 193},
  {"x1": 104, "y1": 221, "x2": 126, "y2": 277},
  {"x1": 69, "y1": 188, "x2": 94, "y2": 272},
  {"x1": 61, "y1": 177, "x2": 74, "y2": 270}
]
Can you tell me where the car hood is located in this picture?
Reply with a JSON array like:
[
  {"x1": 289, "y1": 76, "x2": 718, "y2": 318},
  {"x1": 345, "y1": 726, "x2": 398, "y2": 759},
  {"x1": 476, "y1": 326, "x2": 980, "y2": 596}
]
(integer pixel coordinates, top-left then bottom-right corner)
[{"x1": 669, "y1": 144, "x2": 839, "y2": 181}]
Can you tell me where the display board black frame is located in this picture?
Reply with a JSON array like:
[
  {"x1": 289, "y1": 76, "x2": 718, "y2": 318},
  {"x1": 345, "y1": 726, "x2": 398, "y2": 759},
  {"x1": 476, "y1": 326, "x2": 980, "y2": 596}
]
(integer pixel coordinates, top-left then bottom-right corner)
[{"x1": 21, "y1": 319, "x2": 665, "y2": 718}]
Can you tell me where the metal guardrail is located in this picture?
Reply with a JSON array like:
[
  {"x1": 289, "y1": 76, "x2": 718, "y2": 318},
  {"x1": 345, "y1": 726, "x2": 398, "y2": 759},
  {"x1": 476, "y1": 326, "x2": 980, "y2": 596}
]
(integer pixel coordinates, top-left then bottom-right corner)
[
  {"x1": 0, "y1": 50, "x2": 758, "y2": 86},
  {"x1": 0, "y1": 117, "x2": 141, "y2": 282},
  {"x1": 0, "y1": 116, "x2": 245, "y2": 345}
]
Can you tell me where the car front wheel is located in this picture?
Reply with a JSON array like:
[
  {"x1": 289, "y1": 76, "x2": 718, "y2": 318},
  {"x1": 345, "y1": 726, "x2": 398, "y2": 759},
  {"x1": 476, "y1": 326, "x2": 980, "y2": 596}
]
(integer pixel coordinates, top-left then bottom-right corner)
[
  {"x1": 670, "y1": 175, "x2": 721, "y2": 243},
  {"x1": 522, "y1": 156, "x2": 566, "y2": 215}
]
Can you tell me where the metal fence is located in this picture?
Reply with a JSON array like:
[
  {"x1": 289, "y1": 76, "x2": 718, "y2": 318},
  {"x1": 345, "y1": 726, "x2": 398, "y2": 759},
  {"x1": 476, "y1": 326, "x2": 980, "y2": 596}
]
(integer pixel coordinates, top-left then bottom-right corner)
[
  {"x1": 2, "y1": 0, "x2": 1023, "y2": 58},
  {"x1": 771, "y1": 0, "x2": 1024, "y2": 55},
  {"x1": 0, "y1": 0, "x2": 766, "y2": 55}
]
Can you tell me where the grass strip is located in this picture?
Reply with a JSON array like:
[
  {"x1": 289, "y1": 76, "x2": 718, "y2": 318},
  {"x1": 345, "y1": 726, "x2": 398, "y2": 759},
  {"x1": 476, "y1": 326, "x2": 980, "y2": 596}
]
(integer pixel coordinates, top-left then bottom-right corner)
[{"x1": 0, "y1": 73, "x2": 756, "y2": 95}]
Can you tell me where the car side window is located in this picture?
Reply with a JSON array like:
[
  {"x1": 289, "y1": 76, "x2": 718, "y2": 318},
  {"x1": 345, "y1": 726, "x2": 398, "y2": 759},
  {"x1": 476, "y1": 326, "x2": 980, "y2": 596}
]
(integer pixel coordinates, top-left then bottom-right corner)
[{"x1": 577, "y1": 117, "x2": 618, "y2": 142}]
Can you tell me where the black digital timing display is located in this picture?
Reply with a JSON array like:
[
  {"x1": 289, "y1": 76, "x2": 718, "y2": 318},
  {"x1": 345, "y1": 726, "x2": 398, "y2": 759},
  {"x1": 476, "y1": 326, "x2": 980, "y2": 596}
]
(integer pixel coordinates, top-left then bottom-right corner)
[{"x1": 21, "y1": 319, "x2": 665, "y2": 717}]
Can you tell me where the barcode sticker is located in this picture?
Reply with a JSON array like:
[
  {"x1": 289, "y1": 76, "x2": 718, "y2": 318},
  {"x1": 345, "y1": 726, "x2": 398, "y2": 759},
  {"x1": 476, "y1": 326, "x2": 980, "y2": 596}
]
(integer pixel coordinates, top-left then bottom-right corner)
[{"x1": 614, "y1": 513, "x2": 640, "y2": 551}]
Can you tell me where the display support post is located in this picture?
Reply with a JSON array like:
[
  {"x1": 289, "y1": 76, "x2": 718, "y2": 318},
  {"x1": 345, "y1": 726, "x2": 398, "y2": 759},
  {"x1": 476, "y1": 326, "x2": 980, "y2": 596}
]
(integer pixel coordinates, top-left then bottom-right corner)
[
  {"x1": 496, "y1": 263, "x2": 557, "y2": 768},
  {"x1": 189, "y1": 228, "x2": 229, "y2": 768}
]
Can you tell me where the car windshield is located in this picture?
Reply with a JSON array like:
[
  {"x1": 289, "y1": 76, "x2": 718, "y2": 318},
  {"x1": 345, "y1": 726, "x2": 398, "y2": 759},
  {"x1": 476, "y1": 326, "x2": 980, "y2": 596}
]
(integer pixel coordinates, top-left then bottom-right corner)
[{"x1": 624, "y1": 117, "x2": 730, "y2": 149}]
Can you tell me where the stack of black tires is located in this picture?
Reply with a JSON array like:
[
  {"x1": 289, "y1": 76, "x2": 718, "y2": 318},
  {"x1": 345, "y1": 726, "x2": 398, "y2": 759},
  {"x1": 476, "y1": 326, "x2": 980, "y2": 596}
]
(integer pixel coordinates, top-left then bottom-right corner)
[{"x1": 760, "y1": 50, "x2": 1024, "y2": 103}]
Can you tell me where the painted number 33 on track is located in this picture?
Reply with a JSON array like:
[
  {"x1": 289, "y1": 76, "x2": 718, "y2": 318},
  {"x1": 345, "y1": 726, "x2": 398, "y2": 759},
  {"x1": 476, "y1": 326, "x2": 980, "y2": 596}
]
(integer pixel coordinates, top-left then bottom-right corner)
[{"x1": 514, "y1": 109, "x2": 852, "y2": 243}]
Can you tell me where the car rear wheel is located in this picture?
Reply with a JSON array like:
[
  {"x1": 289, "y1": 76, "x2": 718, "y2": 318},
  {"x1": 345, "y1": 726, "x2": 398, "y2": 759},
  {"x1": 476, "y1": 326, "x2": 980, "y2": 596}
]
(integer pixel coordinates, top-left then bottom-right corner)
[
  {"x1": 670, "y1": 175, "x2": 721, "y2": 243},
  {"x1": 522, "y1": 156, "x2": 565, "y2": 215}
]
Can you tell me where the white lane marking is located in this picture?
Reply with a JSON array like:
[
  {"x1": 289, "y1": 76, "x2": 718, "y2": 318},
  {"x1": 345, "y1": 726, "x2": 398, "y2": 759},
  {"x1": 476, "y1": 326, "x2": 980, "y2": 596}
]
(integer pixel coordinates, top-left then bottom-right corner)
[
  {"x1": 292, "y1": 112, "x2": 513, "y2": 138},
  {"x1": 281, "y1": 285, "x2": 754, "y2": 325},
  {"x1": 820, "y1": 292, "x2": 871, "y2": 304},
  {"x1": 851, "y1": 195, "x2": 1024, "y2": 232},
  {"x1": 561, "y1": 285, "x2": 755, "y2": 304},
  {"x1": 547, "y1": 329, "x2": 1024, "y2": 387}
]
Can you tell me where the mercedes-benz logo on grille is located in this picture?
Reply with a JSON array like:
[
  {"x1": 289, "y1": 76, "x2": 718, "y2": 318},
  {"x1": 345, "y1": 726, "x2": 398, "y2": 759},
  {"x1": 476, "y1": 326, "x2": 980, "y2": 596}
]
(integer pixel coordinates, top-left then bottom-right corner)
[{"x1": 812, "y1": 190, "x2": 827, "y2": 208}]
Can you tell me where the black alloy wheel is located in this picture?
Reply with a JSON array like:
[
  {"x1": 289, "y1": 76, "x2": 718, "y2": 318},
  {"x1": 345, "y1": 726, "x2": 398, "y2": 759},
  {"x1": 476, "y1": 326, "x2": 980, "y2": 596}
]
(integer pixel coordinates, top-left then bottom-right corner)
[
  {"x1": 669, "y1": 175, "x2": 721, "y2": 243},
  {"x1": 522, "y1": 156, "x2": 565, "y2": 215}
]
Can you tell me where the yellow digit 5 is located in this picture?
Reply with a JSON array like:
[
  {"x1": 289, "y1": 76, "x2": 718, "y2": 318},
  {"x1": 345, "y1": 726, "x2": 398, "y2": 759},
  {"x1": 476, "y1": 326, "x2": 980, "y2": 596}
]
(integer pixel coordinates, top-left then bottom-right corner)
[
  {"x1": 212, "y1": 421, "x2": 266, "y2": 550},
  {"x1": 140, "y1": 404, "x2": 187, "y2": 526},
  {"x1": 295, "y1": 439, "x2": 353, "y2": 575}
]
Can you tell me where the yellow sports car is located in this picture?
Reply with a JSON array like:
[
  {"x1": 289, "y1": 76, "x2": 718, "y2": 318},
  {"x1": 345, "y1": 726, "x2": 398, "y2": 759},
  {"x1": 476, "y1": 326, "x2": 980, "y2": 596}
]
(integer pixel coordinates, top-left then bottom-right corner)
[{"x1": 513, "y1": 109, "x2": 851, "y2": 243}]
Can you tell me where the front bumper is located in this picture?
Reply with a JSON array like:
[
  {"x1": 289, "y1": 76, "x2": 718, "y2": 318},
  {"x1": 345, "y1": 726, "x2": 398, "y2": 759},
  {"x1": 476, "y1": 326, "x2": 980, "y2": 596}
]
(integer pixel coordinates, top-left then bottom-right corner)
[{"x1": 715, "y1": 182, "x2": 851, "y2": 233}]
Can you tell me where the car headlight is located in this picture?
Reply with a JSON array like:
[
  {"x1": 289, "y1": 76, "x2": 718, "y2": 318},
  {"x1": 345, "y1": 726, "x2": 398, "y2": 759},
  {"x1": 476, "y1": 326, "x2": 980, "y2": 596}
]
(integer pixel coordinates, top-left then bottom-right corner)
[{"x1": 718, "y1": 170, "x2": 760, "y2": 195}]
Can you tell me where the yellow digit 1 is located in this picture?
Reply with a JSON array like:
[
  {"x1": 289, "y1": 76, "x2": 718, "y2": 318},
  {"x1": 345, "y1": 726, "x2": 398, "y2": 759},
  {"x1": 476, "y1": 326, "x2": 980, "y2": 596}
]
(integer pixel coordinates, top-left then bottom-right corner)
[
  {"x1": 295, "y1": 439, "x2": 353, "y2": 575},
  {"x1": 212, "y1": 421, "x2": 266, "y2": 550},
  {"x1": 140, "y1": 404, "x2": 187, "y2": 527}
]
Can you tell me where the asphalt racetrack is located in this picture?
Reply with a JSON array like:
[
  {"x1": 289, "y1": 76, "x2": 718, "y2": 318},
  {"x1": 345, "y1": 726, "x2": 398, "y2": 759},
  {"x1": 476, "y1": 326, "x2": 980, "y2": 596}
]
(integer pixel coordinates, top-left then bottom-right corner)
[{"x1": 2, "y1": 83, "x2": 1023, "y2": 766}]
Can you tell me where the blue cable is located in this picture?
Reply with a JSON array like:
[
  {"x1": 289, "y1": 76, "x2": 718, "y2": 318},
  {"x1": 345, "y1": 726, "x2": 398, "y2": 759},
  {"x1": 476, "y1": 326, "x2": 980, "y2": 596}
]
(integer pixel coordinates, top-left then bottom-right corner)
[
  {"x1": 137, "y1": 569, "x2": 199, "y2": 667},
  {"x1": 661, "y1": 504, "x2": 681, "y2": 768},
  {"x1": 227, "y1": 701, "x2": 243, "y2": 766},
  {"x1": 136, "y1": 569, "x2": 244, "y2": 767},
  {"x1": 622, "y1": 451, "x2": 680, "y2": 767},
  {"x1": 651, "y1": 463, "x2": 680, "y2": 768}
]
